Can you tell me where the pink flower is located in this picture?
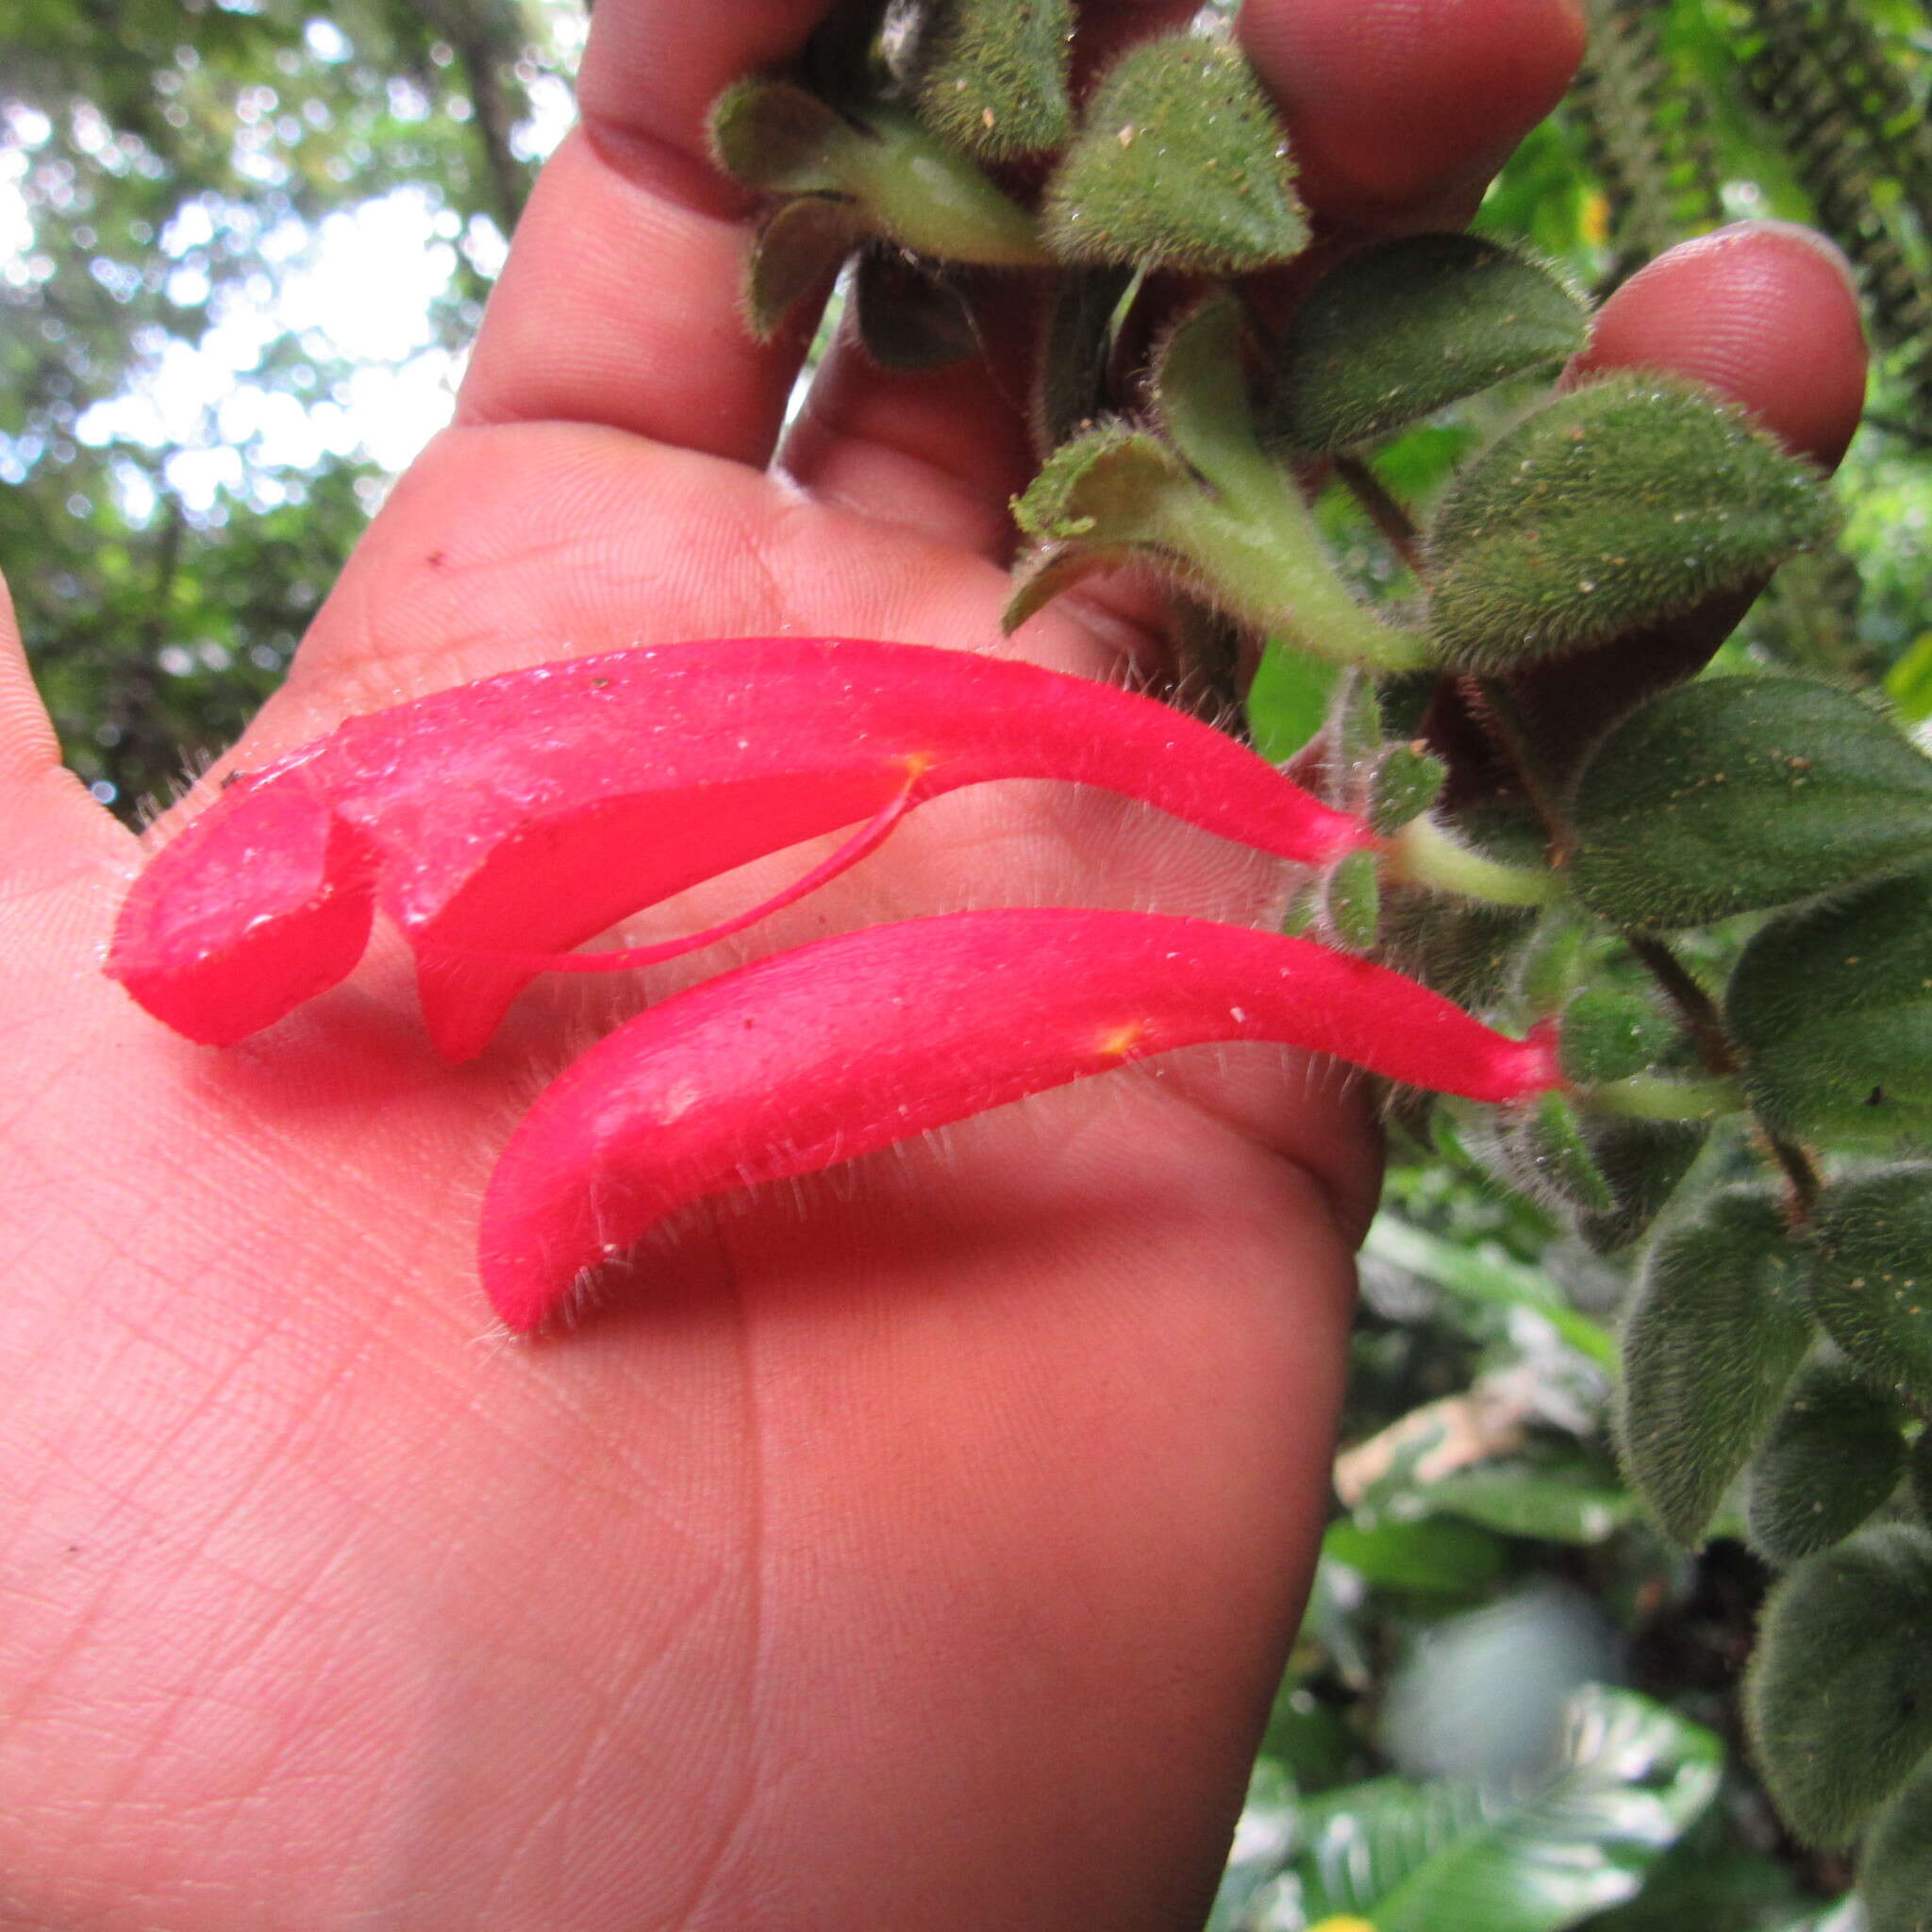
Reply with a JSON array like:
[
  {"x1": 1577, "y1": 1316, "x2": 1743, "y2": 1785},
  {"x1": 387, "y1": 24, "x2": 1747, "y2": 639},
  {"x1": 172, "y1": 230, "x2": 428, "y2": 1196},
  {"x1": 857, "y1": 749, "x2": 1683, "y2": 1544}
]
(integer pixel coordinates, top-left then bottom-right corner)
[{"x1": 480, "y1": 908, "x2": 1561, "y2": 1331}]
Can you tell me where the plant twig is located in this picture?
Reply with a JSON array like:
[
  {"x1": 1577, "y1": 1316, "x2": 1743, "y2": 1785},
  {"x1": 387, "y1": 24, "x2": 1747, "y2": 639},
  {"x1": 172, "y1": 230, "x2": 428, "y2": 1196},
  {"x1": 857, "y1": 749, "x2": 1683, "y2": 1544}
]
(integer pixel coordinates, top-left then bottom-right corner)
[
  {"x1": 1333, "y1": 453, "x2": 1425, "y2": 576},
  {"x1": 1623, "y1": 929, "x2": 1824, "y2": 1224}
]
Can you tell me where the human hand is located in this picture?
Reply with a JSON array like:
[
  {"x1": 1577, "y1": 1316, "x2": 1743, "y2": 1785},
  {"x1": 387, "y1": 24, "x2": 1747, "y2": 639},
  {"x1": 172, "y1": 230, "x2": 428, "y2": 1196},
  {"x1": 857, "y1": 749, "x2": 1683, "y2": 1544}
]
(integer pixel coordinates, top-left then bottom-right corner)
[{"x1": 0, "y1": 3, "x2": 1865, "y2": 1925}]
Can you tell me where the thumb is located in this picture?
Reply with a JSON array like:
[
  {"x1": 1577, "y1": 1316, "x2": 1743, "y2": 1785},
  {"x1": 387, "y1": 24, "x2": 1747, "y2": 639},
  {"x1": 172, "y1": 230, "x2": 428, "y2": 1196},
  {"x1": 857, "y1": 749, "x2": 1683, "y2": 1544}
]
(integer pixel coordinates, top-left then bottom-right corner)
[{"x1": 0, "y1": 570, "x2": 129, "y2": 870}]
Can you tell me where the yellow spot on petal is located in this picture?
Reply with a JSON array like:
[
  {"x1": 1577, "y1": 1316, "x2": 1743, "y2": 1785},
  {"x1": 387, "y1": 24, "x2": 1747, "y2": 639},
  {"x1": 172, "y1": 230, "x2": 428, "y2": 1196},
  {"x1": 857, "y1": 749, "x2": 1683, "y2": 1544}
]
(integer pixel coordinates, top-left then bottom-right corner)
[{"x1": 1098, "y1": 1021, "x2": 1149, "y2": 1058}]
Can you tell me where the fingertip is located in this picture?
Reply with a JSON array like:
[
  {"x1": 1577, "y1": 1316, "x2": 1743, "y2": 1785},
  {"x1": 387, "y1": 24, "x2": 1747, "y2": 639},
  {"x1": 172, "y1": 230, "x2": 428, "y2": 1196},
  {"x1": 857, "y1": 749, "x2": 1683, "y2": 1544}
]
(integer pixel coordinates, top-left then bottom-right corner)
[
  {"x1": 1239, "y1": 0, "x2": 1586, "y2": 227},
  {"x1": 1571, "y1": 222, "x2": 1869, "y2": 471},
  {"x1": 0, "y1": 569, "x2": 61, "y2": 790}
]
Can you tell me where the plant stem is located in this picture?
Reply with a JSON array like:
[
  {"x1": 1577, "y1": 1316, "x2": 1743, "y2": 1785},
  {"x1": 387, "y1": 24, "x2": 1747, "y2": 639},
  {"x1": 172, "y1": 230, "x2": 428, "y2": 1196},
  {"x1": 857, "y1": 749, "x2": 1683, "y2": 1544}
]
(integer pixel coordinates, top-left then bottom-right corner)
[
  {"x1": 1468, "y1": 676, "x2": 1578, "y2": 861},
  {"x1": 1156, "y1": 487, "x2": 1439, "y2": 674},
  {"x1": 1387, "y1": 813, "x2": 1564, "y2": 908},
  {"x1": 1623, "y1": 932, "x2": 1737, "y2": 1077},
  {"x1": 847, "y1": 108, "x2": 1053, "y2": 266},
  {"x1": 1585, "y1": 1073, "x2": 1746, "y2": 1122},
  {"x1": 1334, "y1": 454, "x2": 1425, "y2": 576},
  {"x1": 1622, "y1": 929, "x2": 1825, "y2": 1224}
]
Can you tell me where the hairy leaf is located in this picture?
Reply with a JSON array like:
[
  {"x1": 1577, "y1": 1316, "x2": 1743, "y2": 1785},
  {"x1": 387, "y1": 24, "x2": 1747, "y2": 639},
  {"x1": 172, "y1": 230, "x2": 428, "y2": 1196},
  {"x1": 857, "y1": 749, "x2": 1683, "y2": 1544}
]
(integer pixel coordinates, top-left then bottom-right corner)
[
  {"x1": 1727, "y1": 865, "x2": 1932, "y2": 1139},
  {"x1": 1426, "y1": 376, "x2": 1836, "y2": 670},
  {"x1": 1617, "y1": 1188, "x2": 1812, "y2": 1546},
  {"x1": 1266, "y1": 234, "x2": 1589, "y2": 455},
  {"x1": 745, "y1": 194, "x2": 863, "y2": 341},
  {"x1": 914, "y1": 0, "x2": 1074, "y2": 159},
  {"x1": 1746, "y1": 1524, "x2": 1932, "y2": 1846},
  {"x1": 1809, "y1": 1168, "x2": 1932, "y2": 1403},
  {"x1": 1746, "y1": 1349, "x2": 1907, "y2": 1567},
  {"x1": 1041, "y1": 34, "x2": 1307, "y2": 274},
  {"x1": 1860, "y1": 1750, "x2": 1932, "y2": 1932},
  {"x1": 1571, "y1": 677, "x2": 1932, "y2": 928}
]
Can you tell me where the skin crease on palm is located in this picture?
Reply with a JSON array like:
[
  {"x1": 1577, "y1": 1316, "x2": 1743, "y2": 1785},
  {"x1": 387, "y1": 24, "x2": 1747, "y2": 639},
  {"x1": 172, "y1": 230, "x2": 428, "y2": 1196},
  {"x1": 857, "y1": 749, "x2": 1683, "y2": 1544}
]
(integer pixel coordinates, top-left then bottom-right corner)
[{"x1": 0, "y1": 0, "x2": 1867, "y2": 1924}]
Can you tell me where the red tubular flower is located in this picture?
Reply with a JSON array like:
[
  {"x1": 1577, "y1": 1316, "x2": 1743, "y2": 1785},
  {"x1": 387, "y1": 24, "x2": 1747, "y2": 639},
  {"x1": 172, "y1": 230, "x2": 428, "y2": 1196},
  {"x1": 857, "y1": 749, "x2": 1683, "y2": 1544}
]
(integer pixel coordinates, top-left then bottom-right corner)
[
  {"x1": 106, "y1": 638, "x2": 1374, "y2": 1060},
  {"x1": 479, "y1": 908, "x2": 1562, "y2": 1332}
]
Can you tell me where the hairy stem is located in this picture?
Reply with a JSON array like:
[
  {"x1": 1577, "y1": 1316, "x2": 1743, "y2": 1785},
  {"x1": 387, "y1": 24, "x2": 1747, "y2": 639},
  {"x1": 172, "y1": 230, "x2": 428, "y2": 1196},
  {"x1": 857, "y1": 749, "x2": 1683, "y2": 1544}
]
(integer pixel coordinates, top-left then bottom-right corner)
[{"x1": 1387, "y1": 813, "x2": 1564, "y2": 908}]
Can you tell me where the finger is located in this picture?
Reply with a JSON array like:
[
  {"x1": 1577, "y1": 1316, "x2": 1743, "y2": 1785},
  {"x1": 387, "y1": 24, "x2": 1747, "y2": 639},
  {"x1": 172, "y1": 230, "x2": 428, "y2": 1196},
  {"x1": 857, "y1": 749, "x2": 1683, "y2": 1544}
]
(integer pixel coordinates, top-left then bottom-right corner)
[
  {"x1": 0, "y1": 571, "x2": 129, "y2": 882},
  {"x1": 783, "y1": 0, "x2": 1588, "y2": 558},
  {"x1": 1461, "y1": 224, "x2": 1870, "y2": 780},
  {"x1": 1571, "y1": 220, "x2": 1869, "y2": 470},
  {"x1": 1240, "y1": 0, "x2": 1587, "y2": 231},
  {"x1": 457, "y1": 0, "x2": 833, "y2": 466}
]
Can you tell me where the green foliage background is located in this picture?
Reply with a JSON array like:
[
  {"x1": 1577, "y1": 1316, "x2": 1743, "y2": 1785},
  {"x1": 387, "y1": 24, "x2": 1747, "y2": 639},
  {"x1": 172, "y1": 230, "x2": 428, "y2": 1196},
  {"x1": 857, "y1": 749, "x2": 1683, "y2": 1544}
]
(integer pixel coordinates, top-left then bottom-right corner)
[{"x1": 2, "y1": 0, "x2": 1927, "y2": 1924}]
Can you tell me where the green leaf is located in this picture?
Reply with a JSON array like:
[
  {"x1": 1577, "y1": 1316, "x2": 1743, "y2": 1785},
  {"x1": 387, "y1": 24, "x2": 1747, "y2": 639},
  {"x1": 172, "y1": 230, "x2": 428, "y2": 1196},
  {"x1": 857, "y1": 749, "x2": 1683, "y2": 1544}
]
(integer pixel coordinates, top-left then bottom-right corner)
[
  {"x1": 708, "y1": 85, "x2": 1048, "y2": 267},
  {"x1": 914, "y1": 0, "x2": 1074, "y2": 160},
  {"x1": 708, "y1": 77, "x2": 855, "y2": 195},
  {"x1": 744, "y1": 194, "x2": 863, "y2": 341},
  {"x1": 1369, "y1": 742, "x2": 1449, "y2": 836},
  {"x1": 1149, "y1": 293, "x2": 1275, "y2": 510},
  {"x1": 1491, "y1": 1091, "x2": 1615, "y2": 1216},
  {"x1": 1746, "y1": 1349, "x2": 1907, "y2": 1567},
  {"x1": 1426, "y1": 376, "x2": 1837, "y2": 671},
  {"x1": 1570, "y1": 677, "x2": 1932, "y2": 928},
  {"x1": 1265, "y1": 234, "x2": 1590, "y2": 455},
  {"x1": 1424, "y1": 1463, "x2": 1637, "y2": 1544},
  {"x1": 1859, "y1": 1748, "x2": 1932, "y2": 1932},
  {"x1": 1322, "y1": 849, "x2": 1381, "y2": 951},
  {"x1": 1030, "y1": 265, "x2": 1135, "y2": 452},
  {"x1": 1884, "y1": 631, "x2": 1932, "y2": 724},
  {"x1": 1727, "y1": 865, "x2": 1932, "y2": 1139},
  {"x1": 1617, "y1": 1188, "x2": 1813, "y2": 1546},
  {"x1": 1245, "y1": 637, "x2": 1340, "y2": 761},
  {"x1": 1809, "y1": 1168, "x2": 1932, "y2": 1403},
  {"x1": 1746, "y1": 1524, "x2": 1932, "y2": 1846},
  {"x1": 852, "y1": 253, "x2": 977, "y2": 370},
  {"x1": 1362, "y1": 1215, "x2": 1617, "y2": 1370},
  {"x1": 1559, "y1": 988, "x2": 1675, "y2": 1087},
  {"x1": 1041, "y1": 33, "x2": 1308, "y2": 275},
  {"x1": 1262, "y1": 1688, "x2": 1720, "y2": 1932},
  {"x1": 1573, "y1": 1116, "x2": 1707, "y2": 1257},
  {"x1": 1010, "y1": 422, "x2": 1193, "y2": 545},
  {"x1": 1322, "y1": 1513, "x2": 1507, "y2": 1597}
]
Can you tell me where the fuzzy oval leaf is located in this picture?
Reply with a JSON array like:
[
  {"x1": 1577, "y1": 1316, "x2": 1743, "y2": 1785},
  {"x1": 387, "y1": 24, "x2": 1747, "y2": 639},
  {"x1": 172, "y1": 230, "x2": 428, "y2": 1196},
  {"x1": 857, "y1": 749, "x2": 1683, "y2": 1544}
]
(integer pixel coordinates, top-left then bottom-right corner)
[
  {"x1": 1323, "y1": 849, "x2": 1382, "y2": 951},
  {"x1": 1860, "y1": 1750, "x2": 1932, "y2": 1932},
  {"x1": 1570, "y1": 677, "x2": 1932, "y2": 928},
  {"x1": 1266, "y1": 234, "x2": 1589, "y2": 455},
  {"x1": 1746, "y1": 1349, "x2": 1907, "y2": 1567},
  {"x1": 853, "y1": 253, "x2": 977, "y2": 370},
  {"x1": 1574, "y1": 1117, "x2": 1706, "y2": 1256},
  {"x1": 1746, "y1": 1524, "x2": 1932, "y2": 1846},
  {"x1": 1809, "y1": 1168, "x2": 1932, "y2": 1403},
  {"x1": 708, "y1": 77, "x2": 853, "y2": 194},
  {"x1": 1425, "y1": 376, "x2": 1836, "y2": 671},
  {"x1": 1369, "y1": 743, "x2": 1449, "y2": 837},
  {"x1": 1041, "y1": 34, "x2": 1307, "y2": 274},
  {"x1": 1727, "y1": 865, "x2": 1932, "y2": 1139},
  {"x1": 1616, "y1": 1188, "x2": 1813, "y2": 1547},
  {"x1": 914, "y1": 0, "x2": 1074, "y2": 159},
  {"x1": 746, "y1": 195, "x2": 864, "y2": 341},
  {"x1": 1011, "y1": 423, "x2": 1193, "y2": 545},
  {"x1": 1560, "y1": 988, "x2": 1675, "y2": 1087}
]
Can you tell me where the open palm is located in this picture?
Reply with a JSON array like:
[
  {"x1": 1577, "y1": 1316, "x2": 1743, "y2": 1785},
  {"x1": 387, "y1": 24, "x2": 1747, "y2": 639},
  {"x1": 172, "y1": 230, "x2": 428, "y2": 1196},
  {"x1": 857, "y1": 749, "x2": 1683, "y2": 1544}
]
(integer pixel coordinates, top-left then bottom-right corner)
[{"x1": 0, "y1": 3, "x2": 1865, "y2": 1926}]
